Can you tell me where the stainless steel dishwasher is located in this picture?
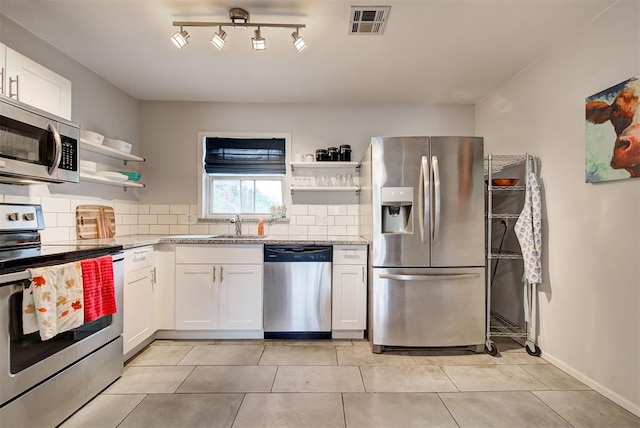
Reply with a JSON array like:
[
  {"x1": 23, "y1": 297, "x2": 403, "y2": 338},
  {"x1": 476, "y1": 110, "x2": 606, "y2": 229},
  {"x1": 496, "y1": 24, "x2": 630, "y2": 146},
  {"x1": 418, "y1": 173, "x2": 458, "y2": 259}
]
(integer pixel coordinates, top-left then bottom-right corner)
[{"x1": 263, "y1": 246, "x2": 332, "y2": 339}]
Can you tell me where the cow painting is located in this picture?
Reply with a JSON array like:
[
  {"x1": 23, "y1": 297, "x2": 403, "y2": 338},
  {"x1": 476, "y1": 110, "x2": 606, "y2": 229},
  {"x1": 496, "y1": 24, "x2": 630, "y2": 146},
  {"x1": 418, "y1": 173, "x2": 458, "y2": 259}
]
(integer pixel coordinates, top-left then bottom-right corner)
[{"x1": 585, "y1": 76, "x2": 640, "y2": 183}]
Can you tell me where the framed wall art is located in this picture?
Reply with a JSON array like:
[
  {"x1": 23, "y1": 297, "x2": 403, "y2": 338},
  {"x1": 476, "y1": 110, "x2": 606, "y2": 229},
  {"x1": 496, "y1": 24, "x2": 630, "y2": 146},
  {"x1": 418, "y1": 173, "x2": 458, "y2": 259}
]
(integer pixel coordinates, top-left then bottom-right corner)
[{"x1": 585, "y1": 76, "x2": 640, "y2": 183}]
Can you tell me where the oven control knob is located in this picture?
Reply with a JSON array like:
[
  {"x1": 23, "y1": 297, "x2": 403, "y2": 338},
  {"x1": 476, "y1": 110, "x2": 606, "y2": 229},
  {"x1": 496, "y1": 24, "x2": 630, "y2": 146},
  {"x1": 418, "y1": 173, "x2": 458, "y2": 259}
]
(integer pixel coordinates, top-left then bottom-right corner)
[
  {"x1": 23, "y1": 213, "x2": 36, "y2": 221},
  {"x1": 7, "y1": 212, "x2": 19, "y2": 221}
]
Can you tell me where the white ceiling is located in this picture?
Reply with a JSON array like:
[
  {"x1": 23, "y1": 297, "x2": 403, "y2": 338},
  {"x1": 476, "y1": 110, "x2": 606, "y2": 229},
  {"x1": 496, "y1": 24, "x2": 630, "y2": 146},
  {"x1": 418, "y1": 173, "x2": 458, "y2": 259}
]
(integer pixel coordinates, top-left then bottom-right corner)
[{"x1": 0, "y1": 0, "x2": 615, "y2": 104}]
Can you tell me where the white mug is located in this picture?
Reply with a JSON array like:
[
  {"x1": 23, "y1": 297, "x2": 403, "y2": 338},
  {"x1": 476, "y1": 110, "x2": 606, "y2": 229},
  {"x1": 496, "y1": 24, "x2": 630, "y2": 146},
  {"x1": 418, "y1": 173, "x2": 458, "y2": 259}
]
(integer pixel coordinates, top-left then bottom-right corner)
[
  {"x1": 304, "y1": 153, "x2": 314, "y2": 162},
  {"x1": 294, "y1": 153, "x2": 303, "y2": 162}
]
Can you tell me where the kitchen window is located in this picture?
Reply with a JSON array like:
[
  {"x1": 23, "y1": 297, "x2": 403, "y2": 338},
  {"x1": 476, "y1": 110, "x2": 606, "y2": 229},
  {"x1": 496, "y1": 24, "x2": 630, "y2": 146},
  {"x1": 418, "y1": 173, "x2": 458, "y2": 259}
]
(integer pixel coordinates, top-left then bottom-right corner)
[{"x1": 198, "y1": 133, "x2": 291, "y2": 219}]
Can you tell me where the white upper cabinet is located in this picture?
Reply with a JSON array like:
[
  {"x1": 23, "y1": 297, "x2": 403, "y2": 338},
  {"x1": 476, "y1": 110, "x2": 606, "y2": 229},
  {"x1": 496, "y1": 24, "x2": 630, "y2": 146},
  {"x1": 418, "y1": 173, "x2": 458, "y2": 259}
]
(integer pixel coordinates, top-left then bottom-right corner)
[{"x1": 1, "y1": 43, "x2": 72, "y2": 120}]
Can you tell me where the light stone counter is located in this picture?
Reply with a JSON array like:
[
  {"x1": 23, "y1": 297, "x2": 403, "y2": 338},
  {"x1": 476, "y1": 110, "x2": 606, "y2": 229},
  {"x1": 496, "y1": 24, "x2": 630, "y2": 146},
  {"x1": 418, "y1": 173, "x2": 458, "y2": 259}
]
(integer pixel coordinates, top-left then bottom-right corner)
[{"x1": 60, "y1": 234, "x2": 368, "y2": 250}]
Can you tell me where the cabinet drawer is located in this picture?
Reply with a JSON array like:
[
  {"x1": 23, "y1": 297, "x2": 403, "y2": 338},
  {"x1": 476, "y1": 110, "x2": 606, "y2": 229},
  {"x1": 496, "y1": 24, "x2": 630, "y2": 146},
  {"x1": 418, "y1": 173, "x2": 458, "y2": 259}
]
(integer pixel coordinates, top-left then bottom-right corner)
[
  {"x1": 176, "y1": 245, "x2": 263, "y2": 264},
  {"x1": 124, "y1": 246, "x2": 155, "y2": 273},
  {"x1": 333, "y1": 245, "x2": 367, "y2": 265}
]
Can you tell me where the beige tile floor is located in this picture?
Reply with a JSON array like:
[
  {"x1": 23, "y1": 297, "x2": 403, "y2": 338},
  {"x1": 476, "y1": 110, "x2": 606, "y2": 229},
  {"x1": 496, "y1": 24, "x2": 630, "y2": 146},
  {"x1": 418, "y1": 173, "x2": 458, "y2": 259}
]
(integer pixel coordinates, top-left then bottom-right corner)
[{"x1": 61, "y1": 338, "x2": 640, "y2": 428}]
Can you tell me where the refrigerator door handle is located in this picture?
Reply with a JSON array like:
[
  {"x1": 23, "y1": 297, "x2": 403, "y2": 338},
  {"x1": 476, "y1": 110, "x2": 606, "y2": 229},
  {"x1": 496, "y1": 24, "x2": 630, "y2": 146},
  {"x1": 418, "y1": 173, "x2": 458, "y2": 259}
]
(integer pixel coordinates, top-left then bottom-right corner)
[
  {"x1": 418, "y1": 155, "x2": 429, "y2": 243},
  {"x1": 431, "y1": 155, "x2": 441, "y2": 242},
  {"x1": 378, "y1": 273, "x2": 480, "y2": 281}
]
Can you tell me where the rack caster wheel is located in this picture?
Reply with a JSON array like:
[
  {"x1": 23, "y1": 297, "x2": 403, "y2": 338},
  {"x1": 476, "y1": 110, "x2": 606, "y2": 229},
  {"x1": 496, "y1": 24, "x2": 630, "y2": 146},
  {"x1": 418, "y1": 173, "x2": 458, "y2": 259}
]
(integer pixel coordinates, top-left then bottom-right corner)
[
  {"x1": 525, "y1": 341, "x2": 541, "y2": 357},
  {"x1": 485, "y1": 342, "x2": 498, "y2": 356}
]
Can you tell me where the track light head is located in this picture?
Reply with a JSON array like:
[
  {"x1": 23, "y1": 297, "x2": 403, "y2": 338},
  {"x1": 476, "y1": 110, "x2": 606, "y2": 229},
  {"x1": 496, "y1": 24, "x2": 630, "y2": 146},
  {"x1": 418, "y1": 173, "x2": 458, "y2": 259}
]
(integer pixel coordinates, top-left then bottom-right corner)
[
  {"x1": 252, "y1": 28, "x2": 266, "y2": 50},
  {"x1": 171, "y1": 27, "x2": 190, "y2": 49},
  {"x1": 291, "y1": 30, "x2": 307, "y2": 52},
  {"x1": 211, "y1": 27, "x2": 227, "y2": 50}
]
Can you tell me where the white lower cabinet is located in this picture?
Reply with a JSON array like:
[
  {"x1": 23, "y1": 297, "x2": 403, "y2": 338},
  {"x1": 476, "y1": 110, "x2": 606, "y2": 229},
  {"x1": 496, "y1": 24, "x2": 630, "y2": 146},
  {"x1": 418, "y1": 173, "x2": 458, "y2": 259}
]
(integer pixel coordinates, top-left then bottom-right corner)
[
  {"x1": 218, "y1": 264, "x2": 262, "y2": 330},
  {"x1": 332, "y1": 245, "x2": 367, "y2": 338},
  {"x1": 123, "y1": 246, "x2": 157, "y2": 356},
  {"x1": 174, "y1": 245, "x2": 263, "y2": 332},
  {"x1": 175, "y1": 264, "x2": 218, "y2": 330}
]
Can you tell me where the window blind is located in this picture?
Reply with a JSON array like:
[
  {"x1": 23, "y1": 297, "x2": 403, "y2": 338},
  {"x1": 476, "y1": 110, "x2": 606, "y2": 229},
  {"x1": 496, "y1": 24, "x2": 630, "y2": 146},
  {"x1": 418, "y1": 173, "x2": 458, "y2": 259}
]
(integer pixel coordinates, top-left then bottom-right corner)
[{"x1": 204, "y1": 137, "x2": 286, "y2": 174}]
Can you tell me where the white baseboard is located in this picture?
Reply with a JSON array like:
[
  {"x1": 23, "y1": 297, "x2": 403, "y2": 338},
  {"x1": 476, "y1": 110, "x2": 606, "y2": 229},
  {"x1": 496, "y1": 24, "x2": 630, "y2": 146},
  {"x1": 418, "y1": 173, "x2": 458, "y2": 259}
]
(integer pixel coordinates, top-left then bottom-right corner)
[
  {"x1": 332, "y1": 330, "x2": 365, "y2": 339},
  {"x1": 155, "y1": 330, "x2": 264, "y2": 340},
  {"x1": 542, "y1": 351, "x2": 640, "y2": 417}
]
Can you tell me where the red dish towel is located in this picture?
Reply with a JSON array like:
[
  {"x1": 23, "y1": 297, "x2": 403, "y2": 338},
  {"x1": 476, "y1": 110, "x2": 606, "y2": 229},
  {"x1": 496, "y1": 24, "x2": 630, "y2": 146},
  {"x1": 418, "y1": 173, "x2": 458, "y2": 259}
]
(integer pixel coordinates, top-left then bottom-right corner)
[{"x1": 81, "y1": 255, "x2": 117, "y2": 323}]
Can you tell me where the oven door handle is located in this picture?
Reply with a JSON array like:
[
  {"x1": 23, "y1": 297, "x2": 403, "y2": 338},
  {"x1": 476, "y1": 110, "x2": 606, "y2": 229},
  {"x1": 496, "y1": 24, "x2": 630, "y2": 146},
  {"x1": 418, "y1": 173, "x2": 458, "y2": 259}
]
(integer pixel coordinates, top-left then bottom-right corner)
[
  {"x1": 0, "y1": 270, "x2": 30, "y2": 285},
  {"x1": 48, "y1": 122, "x2": 62, "y2": 176}
]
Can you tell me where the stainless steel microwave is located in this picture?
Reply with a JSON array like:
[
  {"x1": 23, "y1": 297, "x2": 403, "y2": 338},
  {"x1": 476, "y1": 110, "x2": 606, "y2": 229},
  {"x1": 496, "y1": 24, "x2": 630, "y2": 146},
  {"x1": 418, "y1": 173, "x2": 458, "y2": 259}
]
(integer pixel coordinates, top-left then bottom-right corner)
[{"x1": 0, "y1": 96, "x2": 79, "y2": 184}]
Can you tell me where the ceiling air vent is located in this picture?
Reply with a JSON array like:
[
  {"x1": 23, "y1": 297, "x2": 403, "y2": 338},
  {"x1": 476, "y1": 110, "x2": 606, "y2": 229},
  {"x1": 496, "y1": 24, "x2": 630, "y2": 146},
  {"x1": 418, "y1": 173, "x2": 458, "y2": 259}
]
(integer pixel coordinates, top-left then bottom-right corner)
[{"x1": 349, "y1": 6, "x2": 390, "y2": 35}]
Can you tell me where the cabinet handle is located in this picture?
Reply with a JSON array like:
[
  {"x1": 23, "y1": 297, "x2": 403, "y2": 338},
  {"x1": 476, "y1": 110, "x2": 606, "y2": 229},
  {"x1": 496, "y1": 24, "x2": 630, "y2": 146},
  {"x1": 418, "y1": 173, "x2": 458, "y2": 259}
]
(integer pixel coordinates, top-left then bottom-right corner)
[
  {"x1": 220, "y1": 266, "x2": 224, "y2": 283},
  {"x1": 212, "y1": 266, "x2": 216, "y2": 282},
  {"x1": 151, "y1": 267, "x2": 157, "y2": 286},
  {"x1": 128, "y1": 276, "x2": 147, "y2": 285},
  {"x1": 8, "y1": 75, "x2": 19, "y2": 100},
  {"x1": 362, "y1": 266, "x2": 365, "y2": 282},
  {"x1": 133, "y1": 250, "x2": 148, "y2": 261},
  {"x1": 0, "y1": 68, "x2": 4, "y2": 94}
]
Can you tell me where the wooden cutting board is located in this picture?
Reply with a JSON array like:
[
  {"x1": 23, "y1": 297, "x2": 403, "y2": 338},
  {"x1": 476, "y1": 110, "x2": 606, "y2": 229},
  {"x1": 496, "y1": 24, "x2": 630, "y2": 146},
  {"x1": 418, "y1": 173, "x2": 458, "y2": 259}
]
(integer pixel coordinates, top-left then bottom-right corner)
[{"x1": 76, "y1": 205, "x2": 116, "y2": 239}]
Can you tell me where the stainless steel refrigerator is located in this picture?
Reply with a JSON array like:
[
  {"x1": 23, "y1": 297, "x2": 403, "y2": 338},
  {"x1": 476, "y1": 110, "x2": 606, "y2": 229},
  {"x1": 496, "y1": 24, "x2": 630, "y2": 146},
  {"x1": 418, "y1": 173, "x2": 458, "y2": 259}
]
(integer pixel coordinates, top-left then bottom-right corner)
[{"x1": 360, "y1": 136, "x2": 485, "y2": 353}]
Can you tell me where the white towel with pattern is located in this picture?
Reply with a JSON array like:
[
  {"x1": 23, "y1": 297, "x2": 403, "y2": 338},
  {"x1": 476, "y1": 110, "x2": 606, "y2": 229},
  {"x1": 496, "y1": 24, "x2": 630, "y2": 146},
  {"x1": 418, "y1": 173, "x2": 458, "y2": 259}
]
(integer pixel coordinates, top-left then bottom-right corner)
[{"x1": 515, "y1": 171, "x2": 542, "y2": 284}]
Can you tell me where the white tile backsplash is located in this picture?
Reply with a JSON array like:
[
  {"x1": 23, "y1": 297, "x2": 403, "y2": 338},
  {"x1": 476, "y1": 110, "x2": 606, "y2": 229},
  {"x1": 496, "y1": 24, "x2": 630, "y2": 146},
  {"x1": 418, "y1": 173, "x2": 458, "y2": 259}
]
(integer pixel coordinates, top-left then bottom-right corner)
[
  {"x1": 157, "y1": 214, "x2": 178, "y2": 225},
  {"x1": 41, "y1": 197, "x2": 71, "y2": 213},
  {"x1": 328, "y1": 205, "x2": 347, "y2": 216},
  {"x1": 149, "y1": 224, "x2": 170, "y2": 234},
  {"x1": 139, "y1": 214, "x2": 158, "y2": 225},
  {"x1": 169, "y1": 224, "x2": 189, "y2": 234},
  {"x1": 308, "y1": 205, "x2": 328, "y2": 216},
  {"x1": 290, "y1": 204, "x2": 308, "y2": 216},
  {"x1": 0, "y1": 191, "x2": 360, "y2": 241},
  {"x1": 170, "y1": 204, "x2": 190, "y2": 215},
  {"x1": 150, "y1": 204, "x2": 170, "y2": 214}
]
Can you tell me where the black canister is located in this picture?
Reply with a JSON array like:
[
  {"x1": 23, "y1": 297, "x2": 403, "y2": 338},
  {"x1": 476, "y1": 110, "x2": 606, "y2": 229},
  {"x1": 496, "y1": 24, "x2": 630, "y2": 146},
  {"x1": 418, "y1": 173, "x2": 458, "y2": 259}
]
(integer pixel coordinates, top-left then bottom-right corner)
[
  {"x1": 339, "y1": 144, "x2": 352, "y2": 161},
  {"x1": 315, "y1": 149, "x2": 328, "y2": 161},
  {"x1": 327, "y1": 147, "x2": 339, "y2": 161}
]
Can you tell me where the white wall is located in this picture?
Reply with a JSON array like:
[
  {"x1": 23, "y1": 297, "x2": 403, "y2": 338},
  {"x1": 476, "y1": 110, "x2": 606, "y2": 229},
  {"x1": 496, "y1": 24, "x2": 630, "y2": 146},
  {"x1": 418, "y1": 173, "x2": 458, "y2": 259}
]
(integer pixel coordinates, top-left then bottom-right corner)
[
  {"x1": 139, "y1": 101, "x2": 475, "y2": 204},
  {"x1": 476, "y1": 1, "x2": 640, "y2": 415}
]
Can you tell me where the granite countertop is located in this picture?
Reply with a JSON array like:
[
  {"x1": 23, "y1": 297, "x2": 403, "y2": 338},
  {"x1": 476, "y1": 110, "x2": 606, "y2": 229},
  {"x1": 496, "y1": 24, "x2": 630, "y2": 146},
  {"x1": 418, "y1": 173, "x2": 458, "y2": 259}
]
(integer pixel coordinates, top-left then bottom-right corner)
[{"x1": 60, "y1": 234, "x2": 369, "y2": 250}]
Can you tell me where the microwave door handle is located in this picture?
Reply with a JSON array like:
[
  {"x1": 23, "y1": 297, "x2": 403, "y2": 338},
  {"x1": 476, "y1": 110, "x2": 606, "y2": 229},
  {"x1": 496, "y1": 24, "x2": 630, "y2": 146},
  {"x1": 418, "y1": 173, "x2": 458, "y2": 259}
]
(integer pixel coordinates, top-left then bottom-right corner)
[
  {"x1": 431, "y1": 156, "x2": 441, "y2": 242},
  {"x1": 418, "y1": 156, "x2": 429, "y2": 244},
  {"x1": 47, "y1": 123, "x2": 62, "y2": 176}
]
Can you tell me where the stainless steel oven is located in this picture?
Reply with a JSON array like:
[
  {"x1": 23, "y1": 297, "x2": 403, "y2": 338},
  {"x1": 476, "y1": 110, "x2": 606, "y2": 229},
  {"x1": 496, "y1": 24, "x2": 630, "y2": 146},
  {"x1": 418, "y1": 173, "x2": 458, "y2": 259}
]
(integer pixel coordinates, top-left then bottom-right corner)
[
  {"x1": 0, "y1": 97, "x2": 79, "y2": 184},
  {"x1": 0, "y1": 204, "x2": 123, "y2": 427}
]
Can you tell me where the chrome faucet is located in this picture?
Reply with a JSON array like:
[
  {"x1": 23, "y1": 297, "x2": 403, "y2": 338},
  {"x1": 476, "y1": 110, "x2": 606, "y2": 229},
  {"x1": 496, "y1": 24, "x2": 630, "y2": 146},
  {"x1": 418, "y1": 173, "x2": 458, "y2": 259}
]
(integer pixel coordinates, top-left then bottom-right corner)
[{"x1": 230, "y1": 214, "x2": 242, "y2": 235}]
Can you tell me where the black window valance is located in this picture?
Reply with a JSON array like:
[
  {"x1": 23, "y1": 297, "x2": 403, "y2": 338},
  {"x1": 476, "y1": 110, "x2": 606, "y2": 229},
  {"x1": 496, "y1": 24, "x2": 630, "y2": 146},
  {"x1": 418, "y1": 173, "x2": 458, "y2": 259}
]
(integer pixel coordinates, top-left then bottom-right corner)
[{"x1": 204, "y1": 137, "x2": 286, "y2": 174}]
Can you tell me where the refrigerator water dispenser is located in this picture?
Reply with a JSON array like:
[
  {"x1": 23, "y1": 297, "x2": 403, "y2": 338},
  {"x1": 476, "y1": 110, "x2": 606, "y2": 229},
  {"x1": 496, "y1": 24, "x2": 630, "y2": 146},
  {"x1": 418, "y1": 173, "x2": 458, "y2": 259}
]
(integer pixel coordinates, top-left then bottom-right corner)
[{"x1": 380, "y1": 187, "x2": 413, "y2": 233}]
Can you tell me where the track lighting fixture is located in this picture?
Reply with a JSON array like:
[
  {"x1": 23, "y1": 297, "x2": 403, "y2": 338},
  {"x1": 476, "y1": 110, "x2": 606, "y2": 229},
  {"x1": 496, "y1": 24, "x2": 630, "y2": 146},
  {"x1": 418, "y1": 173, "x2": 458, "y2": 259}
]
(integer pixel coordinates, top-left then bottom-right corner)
[
  {"x1": 171, "y1": 8, "x2": 306, "y2": 52},
  {"x1": 291, "y1": 29, "x2": 307, "y2": 53},
  {"x1": 252, "y1": 28, "x2": 266, "y2": 50},
  {"x1": 171, "y1": 26, "x2": 190, "y2": 49},
  {"x1": 211, "y1": 26, "x2": 227, "y2": 50}
]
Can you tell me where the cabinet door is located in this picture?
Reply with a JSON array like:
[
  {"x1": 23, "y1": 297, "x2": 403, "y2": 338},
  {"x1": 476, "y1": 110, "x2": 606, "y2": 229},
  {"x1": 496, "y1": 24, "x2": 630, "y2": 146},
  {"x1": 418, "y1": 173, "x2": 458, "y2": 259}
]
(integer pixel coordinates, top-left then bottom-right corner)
[
  {"x1": 0, "y1": 43, "x2": 6, "y2": 96},
  {"x1": 332, "y1": 264, "x2": 367, "y2": 330},
  {"x1": 175, "y1": 264, "x2": 218, "y2": 330},
  {"x1": 5, "y1": 46, "x2": 72, "y2": 120},
  {"x1": 218, "y1": 264, "x2": 262, "y2": 330},
  {"x1": 123, "y1": 267, "x2": 154, "y2": 355}
]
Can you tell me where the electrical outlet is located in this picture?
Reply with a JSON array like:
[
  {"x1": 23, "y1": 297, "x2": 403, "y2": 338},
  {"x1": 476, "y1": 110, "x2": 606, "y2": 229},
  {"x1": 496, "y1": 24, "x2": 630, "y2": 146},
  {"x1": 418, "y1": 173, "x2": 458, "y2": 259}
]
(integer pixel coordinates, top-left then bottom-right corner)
[{"x1": 187, "y1": 214, "x2": 199, "y2": 224}]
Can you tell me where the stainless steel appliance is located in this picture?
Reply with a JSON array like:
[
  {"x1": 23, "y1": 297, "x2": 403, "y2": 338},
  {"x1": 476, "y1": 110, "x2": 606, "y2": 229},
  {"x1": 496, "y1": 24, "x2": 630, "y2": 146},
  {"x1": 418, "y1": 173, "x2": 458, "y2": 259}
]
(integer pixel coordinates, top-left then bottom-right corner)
[
  {"x1": 0, "y1": 97, "x2": 80, "y2": 184},
  {"x1": 0, "y1": 203, "x2": 123, "y2": 427},
  {"x1": 263, "y1": 246, "x2": 332, "y2": 339},
  {"x1": 360, "y1": 136, "x2": 485, "y2": 353}
]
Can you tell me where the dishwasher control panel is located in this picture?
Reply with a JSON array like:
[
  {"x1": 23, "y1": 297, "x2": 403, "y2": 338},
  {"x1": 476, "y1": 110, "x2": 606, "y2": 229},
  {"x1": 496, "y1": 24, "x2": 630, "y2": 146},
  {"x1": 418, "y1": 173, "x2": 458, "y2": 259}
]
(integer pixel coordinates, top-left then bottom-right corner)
[{"x1": 264, "y1": 246, "x2": 332, "y2": 262}]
